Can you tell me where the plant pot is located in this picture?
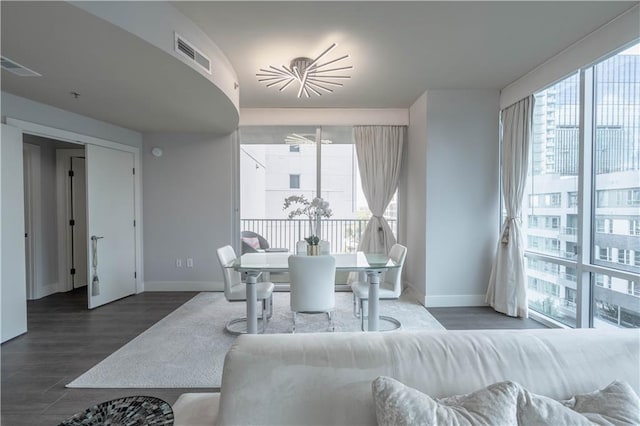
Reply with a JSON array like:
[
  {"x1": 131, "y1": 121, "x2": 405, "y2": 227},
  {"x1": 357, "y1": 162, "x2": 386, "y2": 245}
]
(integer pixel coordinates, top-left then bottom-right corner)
[{"x1": 307, "y1": 244, "x2": 320, "y2": 256}]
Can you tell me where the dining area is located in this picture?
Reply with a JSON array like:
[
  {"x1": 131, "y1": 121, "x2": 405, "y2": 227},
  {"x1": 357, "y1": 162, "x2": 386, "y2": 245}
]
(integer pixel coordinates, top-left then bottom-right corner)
[{"x1": 216, "y1": 243, "x2": 407, "y2": 335}]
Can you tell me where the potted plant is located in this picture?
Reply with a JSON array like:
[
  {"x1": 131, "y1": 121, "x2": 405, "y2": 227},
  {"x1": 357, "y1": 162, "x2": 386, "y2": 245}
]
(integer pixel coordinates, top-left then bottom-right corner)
[{"x1": 283, "y1": 195, "x2": 333, "y2": 255}]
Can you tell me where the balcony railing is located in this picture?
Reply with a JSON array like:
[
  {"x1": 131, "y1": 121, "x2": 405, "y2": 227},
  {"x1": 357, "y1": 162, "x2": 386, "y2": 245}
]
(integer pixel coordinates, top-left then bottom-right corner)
[{"x1": 241, "y1": 218, "x2": 398, "y2": 254}]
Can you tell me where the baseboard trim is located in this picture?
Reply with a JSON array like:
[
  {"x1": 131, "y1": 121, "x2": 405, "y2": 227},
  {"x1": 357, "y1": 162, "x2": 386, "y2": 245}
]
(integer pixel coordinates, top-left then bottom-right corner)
[
  {"x1": 425, "y1": 294, "x2": 488, "y2": 308},
  {"x1": 34, "y1": 282, "x2": 61, "y2": 300},
  {"x1": 404, "y1": 285, "x2": 426, "y2": 306},
  {"x1": 144, "y1": 281, "x2": 224, "y2": 292}
]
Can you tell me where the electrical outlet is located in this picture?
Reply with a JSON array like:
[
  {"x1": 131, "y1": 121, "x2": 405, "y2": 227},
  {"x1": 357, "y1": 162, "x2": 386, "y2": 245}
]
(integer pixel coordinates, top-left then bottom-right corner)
[
  {"x1": 186, "y1": 258, "x2": 194, "y2": 268},
  {"x1": 176, "y1": 259, "x2": 182, "y2": 268}
]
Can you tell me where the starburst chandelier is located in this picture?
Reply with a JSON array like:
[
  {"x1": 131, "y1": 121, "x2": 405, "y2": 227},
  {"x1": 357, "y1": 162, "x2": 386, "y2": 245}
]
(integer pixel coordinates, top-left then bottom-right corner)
[{"x1": 257, "y1": 43, "x2": 352, "y2": 98}]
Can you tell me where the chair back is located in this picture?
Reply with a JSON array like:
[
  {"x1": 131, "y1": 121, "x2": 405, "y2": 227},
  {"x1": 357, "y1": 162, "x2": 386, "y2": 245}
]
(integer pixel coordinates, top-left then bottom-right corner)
[
  {"x1": 383, "y1": 244, "x2": 407, "y2": 297},
  {"x1": 295, "y1": 240, "x2": 307, "y2": 255},
  {"x1": 216, "y1": 245, "x2": 242, "y2": 301},
  {"x1": 319, "y1": 240, "x2": 330, "y2": 255},
  {"x1": 288, "y1": 255, "x2": 336, "y2": 312}
]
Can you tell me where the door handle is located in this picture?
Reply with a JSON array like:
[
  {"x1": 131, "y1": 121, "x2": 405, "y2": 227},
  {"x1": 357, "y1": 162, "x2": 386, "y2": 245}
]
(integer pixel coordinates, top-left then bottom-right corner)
[{"x1": 91, "y1": 236, "x2": 104, "y2": 241}]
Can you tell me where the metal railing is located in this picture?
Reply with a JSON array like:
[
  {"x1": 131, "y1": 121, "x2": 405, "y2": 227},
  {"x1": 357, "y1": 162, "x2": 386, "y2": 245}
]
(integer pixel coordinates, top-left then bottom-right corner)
[{"x1": 241, "y1": 218, "x2": 398, "y2": 253}]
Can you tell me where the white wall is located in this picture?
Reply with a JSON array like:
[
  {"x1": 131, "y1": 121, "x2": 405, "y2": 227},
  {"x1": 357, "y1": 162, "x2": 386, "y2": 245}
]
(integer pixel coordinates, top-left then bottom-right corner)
[
  {"x1": 425, "y1": 90, "x2": 500, "y2": 306},
  {"x1": 406, "y1": 90, "x2": 499, "y2": 307},
  {"x1": 2, "y1": 124, "x2": 27, "y2": 342},
  {"x1": 1, "y1": 92, "x2": 142, "y2": 148},
  {"x1": 240, "y1": 108, "x2": 409, "y2": 126},
  {"x1": 143, "y1": 133, "x2": 233, "y2": 291},
  {"x1": 405, "y1": 93, "x2": 428, "y2": 299}
]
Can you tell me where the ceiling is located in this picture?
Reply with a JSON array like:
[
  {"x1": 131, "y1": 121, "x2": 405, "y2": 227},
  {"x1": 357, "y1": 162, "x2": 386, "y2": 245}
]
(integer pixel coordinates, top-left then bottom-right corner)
[
  {"x1": 1, "y1": 1, "x2": 636, "y2": 134},
  {"x1": 1, "y1": 1, "x2": 238, "y2": 134},
  {"x1": 173, "y1": 1, "x2": 636, "y2": 108}
]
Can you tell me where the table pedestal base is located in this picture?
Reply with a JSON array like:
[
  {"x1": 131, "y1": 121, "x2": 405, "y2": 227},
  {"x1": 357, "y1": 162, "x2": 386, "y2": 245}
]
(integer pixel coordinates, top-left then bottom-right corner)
[{"x1": 225, "y1": 316, "x2": 268, "y2": 335}]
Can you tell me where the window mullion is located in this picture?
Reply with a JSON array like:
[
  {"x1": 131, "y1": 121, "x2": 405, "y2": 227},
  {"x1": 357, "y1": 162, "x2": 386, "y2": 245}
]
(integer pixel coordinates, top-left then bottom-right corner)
[
  {"x1": 316, "y1": 127, "x2": 321, "y2": 198},
  {"x1": 576, "y1": 67, "x2": 594, "y2": 328}
]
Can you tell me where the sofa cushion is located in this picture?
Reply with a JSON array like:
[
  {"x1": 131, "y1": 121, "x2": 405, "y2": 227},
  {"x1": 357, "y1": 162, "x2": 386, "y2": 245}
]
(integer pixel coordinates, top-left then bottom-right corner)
[
  {"x1": 172, "y1": 393, "x2": 219, "y2": 426},
  {"x1": 372, "y1": 377, "x2": 520, "y2": 426},
  {"x1": 372, "y1": 377, "x2": 640, "y2": 426},
  {"x1": 519, "y1": 381, "x2": 640, "y2": 426}
]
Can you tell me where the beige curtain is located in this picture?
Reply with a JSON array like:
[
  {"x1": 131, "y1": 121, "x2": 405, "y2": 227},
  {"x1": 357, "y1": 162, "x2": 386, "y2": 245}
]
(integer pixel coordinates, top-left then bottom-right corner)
[
  {"x1": 354, "y1": 126, "x2": 405, "y2": 254},
  {"x1": 485, "y1": 96, "x2": 534, "y2": 318}
]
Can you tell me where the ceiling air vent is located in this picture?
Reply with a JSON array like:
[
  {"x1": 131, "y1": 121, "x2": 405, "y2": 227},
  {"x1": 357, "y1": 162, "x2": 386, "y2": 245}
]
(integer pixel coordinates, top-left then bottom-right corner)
[
  {"x1": 0, "y1": 56, "x2": 42, "y2": 77},
  {"x1": 174, "y1": 33, "x2": 211, "y2": 74}
]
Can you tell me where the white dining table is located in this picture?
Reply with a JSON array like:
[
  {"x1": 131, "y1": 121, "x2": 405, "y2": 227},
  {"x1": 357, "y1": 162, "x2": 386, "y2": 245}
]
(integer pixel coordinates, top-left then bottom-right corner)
[{"x1": 232, "y1": 251, "x2": 401, "y2": 334}]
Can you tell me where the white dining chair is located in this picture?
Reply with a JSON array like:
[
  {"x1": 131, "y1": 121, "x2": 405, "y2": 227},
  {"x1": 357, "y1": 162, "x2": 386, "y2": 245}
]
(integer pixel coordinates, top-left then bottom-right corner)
[
  {"x1": 216, "y1": 245, "x2": 274, "y2": 334},
  {"x1": 295, "y1": 240, "x2": 308, "y2": 255},
  {"x1": 351, "y1": 243, "x2": 407, "y2": 331},
  {"x1": 288, "y1": 255, "x2": 336, "y2": 332}
]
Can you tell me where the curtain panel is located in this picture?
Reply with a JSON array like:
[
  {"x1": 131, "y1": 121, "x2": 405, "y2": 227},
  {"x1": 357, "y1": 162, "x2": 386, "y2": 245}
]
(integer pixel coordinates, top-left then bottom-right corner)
[
  {"x1": 354, "y1": 126, "x2": 405, "y2": 255},
  {"x1": 485, "y1": 96, "x2": 534, "y2": 318}
]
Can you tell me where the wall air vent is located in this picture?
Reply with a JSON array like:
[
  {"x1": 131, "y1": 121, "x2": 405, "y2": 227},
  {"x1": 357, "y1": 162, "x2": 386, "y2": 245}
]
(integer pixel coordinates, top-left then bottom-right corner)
[
  {"x1": 174, "y1": 33, "x2": 211, "y2": 74},
  {"x1": 0, "y1": 56, "x2": 42, "y2": 77}
]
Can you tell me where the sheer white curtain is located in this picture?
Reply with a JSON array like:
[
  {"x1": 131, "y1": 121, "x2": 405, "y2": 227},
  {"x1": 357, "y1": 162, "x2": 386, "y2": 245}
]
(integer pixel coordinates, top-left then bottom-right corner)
[
  {"x1": 486, "y1": 96, "x2": 534, "y2": 318},
  {"x1": 354, "y1": 126, "x2": 404, "y2": 254}
]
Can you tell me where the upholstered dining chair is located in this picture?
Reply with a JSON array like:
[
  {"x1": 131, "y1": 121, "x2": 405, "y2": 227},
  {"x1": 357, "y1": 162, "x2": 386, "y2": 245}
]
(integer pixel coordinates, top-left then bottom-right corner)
[
  {"x1": 351, "y1": 243, "x2": 407, "y2": 331},
  {"x1": 295, "y1": 240, "x2": 308, "y2": 255},
  {"x1": 288, "y1": 255, "x2": 336, "y2": 332},
  {"x1": 216, "y1": 245, "x2": 274, "y2": 334}
]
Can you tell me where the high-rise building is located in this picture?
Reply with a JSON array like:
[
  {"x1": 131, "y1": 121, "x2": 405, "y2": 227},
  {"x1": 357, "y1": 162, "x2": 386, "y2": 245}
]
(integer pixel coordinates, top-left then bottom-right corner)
[{"x1": 524, "y1": 49, "x2": 640, "y2": 328}]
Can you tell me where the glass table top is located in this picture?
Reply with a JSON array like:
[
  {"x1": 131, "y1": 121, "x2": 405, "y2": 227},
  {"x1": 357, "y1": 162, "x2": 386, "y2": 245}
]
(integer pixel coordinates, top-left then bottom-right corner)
[{"x1": 231, "y1": 251, "x2": 399, "y2": 272}]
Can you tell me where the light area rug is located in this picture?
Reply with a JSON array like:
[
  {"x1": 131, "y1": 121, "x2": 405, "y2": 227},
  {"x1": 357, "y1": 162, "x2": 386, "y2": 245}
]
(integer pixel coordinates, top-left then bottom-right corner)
[{"x1": 67, "y1": 291, "x2": 444, "y2": 389}]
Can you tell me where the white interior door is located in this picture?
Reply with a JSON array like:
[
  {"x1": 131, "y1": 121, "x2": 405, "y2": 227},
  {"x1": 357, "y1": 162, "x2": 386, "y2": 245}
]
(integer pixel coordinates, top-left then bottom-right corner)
[
  {"x1": 86, "y1": 144, "x2": 135, "y2": 309},
  {"x1": 71, "y1": 156, "x2": 87, "y2": 288}
]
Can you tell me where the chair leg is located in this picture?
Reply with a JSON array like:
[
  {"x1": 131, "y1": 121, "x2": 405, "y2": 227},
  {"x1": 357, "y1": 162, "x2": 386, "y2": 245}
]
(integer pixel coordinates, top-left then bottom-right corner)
[
  {"x1": 260, "y1": 299, "x2": 268, "y2": 333},
  {"x1": 353, "y1": 293, "x2": 360, "y2": 318},
  {"x1": 360, "y1": 298, "x2": 366, "y2": 331},
  {"x1": 327, "y1": 311, "x2": 335, "y2": 332},
  {"x1": 292, "y1": 311, "x2": 296, "y2": 334}
]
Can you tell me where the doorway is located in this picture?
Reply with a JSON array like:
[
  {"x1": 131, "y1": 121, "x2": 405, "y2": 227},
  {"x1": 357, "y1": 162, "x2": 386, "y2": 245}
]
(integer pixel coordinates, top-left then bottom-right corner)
[
  {"x1": 21, "y1": 132, "x2": 138, "y2": 309},
  {"x1": 9, "y1": 117, "x2": 144, "y2": 309},
  {"x1": 22, "y1": 135, "x2": 84, "y2": 300},
  {"x1": 57, "y1": 149, "x2": 88, "y2": 292}
]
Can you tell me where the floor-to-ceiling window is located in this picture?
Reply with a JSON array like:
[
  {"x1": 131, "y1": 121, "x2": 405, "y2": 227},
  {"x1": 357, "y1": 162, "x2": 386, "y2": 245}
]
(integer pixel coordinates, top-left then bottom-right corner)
[
  {"x1": 521, "y1": 41, "x2": 640, "y2": 328},
  {"x1": 239, "y1": 126, "x2": 398, "y2": 254},
  {"x1": 591, "y1": 43, "x2": 640, "y2": 328}
]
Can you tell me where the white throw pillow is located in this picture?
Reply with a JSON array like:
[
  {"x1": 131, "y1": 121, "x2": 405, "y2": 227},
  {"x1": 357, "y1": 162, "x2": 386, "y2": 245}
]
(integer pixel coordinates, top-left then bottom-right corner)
[
  {"x1": 371, "y1": 376, "x2": 520, "y2": 426},
  {"x1": 519, "y1": 381, "x2": 640, "y2": 426},
  {"x1": 372, "y1": 377, "x2": 640, "y2": 426}
]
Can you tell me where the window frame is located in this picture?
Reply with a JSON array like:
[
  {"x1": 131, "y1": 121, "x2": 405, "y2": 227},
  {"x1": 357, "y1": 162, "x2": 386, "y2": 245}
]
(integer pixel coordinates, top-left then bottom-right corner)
[
  {"x1": 521, "y1": 42, "x2": 640, "y2": 329},
  {"x1": 289, "y1": 174, "x2": 301, "y2": 189}
]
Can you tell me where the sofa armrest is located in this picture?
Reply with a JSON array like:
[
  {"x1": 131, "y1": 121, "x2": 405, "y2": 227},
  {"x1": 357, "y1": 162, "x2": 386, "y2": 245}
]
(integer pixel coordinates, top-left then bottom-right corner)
[{"x1": 173, "y1": 393, "x2": 219, "y2": 426}]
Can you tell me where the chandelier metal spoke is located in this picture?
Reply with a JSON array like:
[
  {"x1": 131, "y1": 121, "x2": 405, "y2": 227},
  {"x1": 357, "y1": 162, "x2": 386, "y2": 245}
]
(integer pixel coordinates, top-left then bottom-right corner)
[{"x1": 257, "y1": 43, "x2": 351, "y2": 98}]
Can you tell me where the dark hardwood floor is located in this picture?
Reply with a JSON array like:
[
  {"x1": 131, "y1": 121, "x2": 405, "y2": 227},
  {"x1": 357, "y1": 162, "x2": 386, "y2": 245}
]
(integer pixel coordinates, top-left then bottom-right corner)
[
  {"x1": 1, "y1": 288, "x2": 546, "y2": 425},
  {"x1": 1, "y1": 288, "x2": 207, "y2": 426},
  {"x1": 427, "y1": 306, "x2": 548, "y2": 330}
]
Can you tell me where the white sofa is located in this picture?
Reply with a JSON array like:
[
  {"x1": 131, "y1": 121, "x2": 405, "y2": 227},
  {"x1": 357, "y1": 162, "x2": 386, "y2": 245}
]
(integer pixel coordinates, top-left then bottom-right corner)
[{"x1": 173, "y1": 328, "x2": 639, "y2": 425}]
